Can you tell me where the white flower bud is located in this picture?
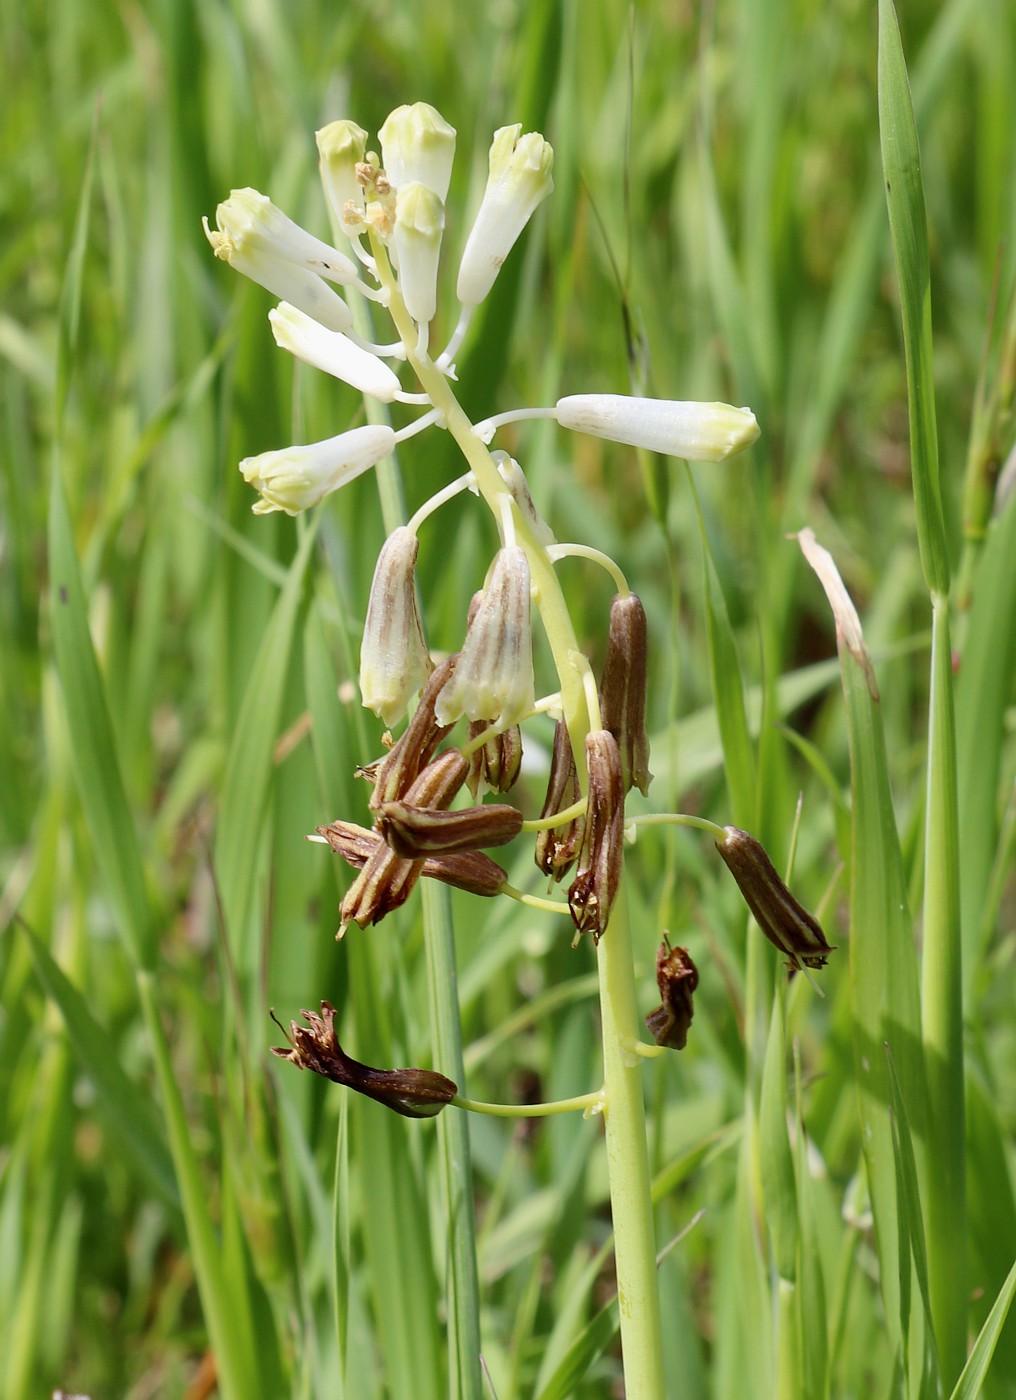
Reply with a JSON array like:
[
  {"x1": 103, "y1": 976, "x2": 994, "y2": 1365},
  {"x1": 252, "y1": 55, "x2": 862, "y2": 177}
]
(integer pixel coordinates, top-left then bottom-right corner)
[
  {"x1": 378, "y1": 103, "x2": 456, "y2": 201},
  {"x1": 435, "y1": 547, "x2": 535, "y2": 728},
  {"x1": 203, "y1": 187, "x2": 357, "y2": 333},
  {"x1": 393, "y1": 183, "x2": 444, "y2": 327},
  {"x1": 554, "y1": 395, "x2": 760, "y2": 462},
  {"x1": 317, "y1": 120, "x2": 369, "y2": 233},
  {"x1": 239, "y1": 425, "x2": 396, "y2": 516},
  {"x1": 359, "y1": 527, "x2": 434, "y2": 728},
  {"x1": 269, "y1": 302, "x2": 402, "y2": 401},
  {"x1": 493, "y1": 451, "x2": 555, "y2": 546},
  {"x1": 456, "y1": 126, "x2": 554, "y2": 307}
]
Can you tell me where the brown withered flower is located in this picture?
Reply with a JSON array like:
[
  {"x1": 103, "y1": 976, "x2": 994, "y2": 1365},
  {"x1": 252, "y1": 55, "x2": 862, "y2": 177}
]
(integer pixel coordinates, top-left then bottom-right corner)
[
  {"x1": 465, "y1": 719, "x2": 523, "y2": 798},
  {"x1": 568, "y1": 730, "x2": 625, "y2": 943},
  {"x1": 339, "y1": 748, "x2": 469, "y2": 930},
  {"x1": 378, "y1": 799, "x2": 523, "y2": 859},
  {"x1": 715, "y1": 826, "x2": 834, "y2": 972},
  {"x1": 368, "y1": 654, "x2": 459, "y2": 812},
  {"x1": 318, "y1": 820, "x2": 508, "y2": 898},
  {"x1": 599, "y1": 592, "x2": 652, "y2": 796},
  {"x1": 271, "y1": 1002, "x2": 457, "y2": 1118},
  {"x1": 645, "y1": 938, "x2": 698, "y2": 1050},
  {"x1": 534, "y1": 718, "x2": 585, "y2": 881}
]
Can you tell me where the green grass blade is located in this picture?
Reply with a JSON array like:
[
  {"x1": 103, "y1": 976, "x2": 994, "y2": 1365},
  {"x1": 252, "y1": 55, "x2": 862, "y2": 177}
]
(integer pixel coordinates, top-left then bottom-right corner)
[
  {"x1": 213, "y1": 518, "x2": 319, "y2": 979},
  {"x1": 878, "y1": 0, "x2": 949, "y2": 597},
  {"x1": 47, "y1": 465, "x2": 155, "y2": 970},
  {"x1": 949, "y1": 1256, "x2": 1016, "y2": 1400},
  {"x1": 22, "y1": 925, "x2": 178, "y2": 1209},
  {"x1": 798, "y1": 529, "x2": 927, "y2": 1367}
]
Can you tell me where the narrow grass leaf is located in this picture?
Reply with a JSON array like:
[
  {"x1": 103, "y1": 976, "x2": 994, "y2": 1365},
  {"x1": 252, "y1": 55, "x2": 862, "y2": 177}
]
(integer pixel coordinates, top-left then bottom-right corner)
[
  {"x1": 213, "y1": 519, "x2": 318, "y2": 977},
  {"x1": 48, "y1": 466, "x2": 155, "y2": 970},
  {"x1": 949, "y1": 1256, "x2": 1016, "y2": 1400},
  {"x1": 797, "y1": 529, "x2": 926, "y2": 1360},
  {"x1": 22, "y1": 925, "x2": 178, "y2": 1209},
  {"x1": 878, "y1": 0, "x2": 949, "y2": 596}
]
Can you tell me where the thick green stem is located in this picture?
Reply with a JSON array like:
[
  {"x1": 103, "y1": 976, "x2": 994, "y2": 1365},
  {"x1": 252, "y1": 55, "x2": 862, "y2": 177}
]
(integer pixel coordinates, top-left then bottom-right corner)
[{"x1": 379, "y1": 259, "x2": 665, "y2": 1395}]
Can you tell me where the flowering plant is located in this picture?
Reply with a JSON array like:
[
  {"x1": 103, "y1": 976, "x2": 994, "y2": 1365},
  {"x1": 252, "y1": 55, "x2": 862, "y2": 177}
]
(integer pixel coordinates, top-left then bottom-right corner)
[{"x1": 208, "y1": 100, "x2": 829, "y2": 1398}]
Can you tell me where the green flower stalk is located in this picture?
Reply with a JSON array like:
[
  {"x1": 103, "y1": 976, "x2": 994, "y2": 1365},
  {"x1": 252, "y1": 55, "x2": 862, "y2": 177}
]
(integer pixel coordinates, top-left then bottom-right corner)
[{"x1": 207, "y1": 102, "x2": 815, "y2": 1399}]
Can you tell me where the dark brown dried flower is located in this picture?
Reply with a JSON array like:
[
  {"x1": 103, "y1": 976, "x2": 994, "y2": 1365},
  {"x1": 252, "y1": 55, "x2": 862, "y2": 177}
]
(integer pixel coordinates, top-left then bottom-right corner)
[
  {"x1": 568, "y1": 730, "x2": 625, "y2": 943},
  {"x1": 368, "y1": 654, "x2": 459, "y2": 812},
  {"x1": 271, "y1": 1002, "x2": 457, "y2": 1117},
  {"x1": 466, "y1": 719, "x2": 523, "y2": 798},
  {"x1": 645, "y1": 938, "x2": 698, "y2": 1050},
  {"x1": 715, "y1": 826, "x2": 834, "y2": 972},
  {"x1": 317, "y1": 821, "x2": 508, "y2": 897},
  {"x1": 534, "y1": 719, "x2": 585, "y2": 881},
  {"x1": 599, "y1": 592, "x2": 652, "y2": 796},
  {"x1": 378, "y1": 799, "x2": 523, "y2": 858}
]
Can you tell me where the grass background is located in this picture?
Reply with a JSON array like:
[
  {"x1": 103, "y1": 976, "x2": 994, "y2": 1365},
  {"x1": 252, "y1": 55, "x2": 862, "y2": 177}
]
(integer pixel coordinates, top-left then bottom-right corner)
[{"x1": 2, "y1": 0, "x2": 1015, "y2": 1395}]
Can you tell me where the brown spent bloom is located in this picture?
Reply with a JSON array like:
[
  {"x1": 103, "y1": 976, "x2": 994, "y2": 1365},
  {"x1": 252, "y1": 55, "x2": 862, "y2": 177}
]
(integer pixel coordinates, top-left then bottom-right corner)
[
  {"x1": 318, "y1": 820, "x2": 508, "y2": 897},
  {"x1": 534, "y1": 718, "x2": 585, "y2": 881},
  {"x1": 568, "y1": 730, "x2": 625, "y2": 943},
  {"x1": 466, "y1": 719, "x2": 523, "y2": 798},
  {"x1": 715, "y1": 826, "x2": 834, "y2": 972},
  {"x1": 368, "y1": 654, "x2": 459, "y2": 812},
  {"x1": 340, "y1": 749, "x2": 468, "y2": 931},
  {"x1": 645, "y1": 938, "x2": 698, "y2": 1050},
  {"x1": 599, "y1": 592, "x2": 652, "y2": 797},
  {"x1": 378, "y1": 799, "x2": 523, "y2": 858},
  {"x1": 271, "y1": 1002, "x2": 457, "y2": 1117}
]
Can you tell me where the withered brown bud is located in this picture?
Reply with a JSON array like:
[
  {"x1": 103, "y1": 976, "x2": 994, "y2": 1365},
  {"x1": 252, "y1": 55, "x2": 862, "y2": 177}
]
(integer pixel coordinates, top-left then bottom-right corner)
[
  {"x1": 645, "y1": 938, "x2": 698, "y2": 1050},
  {"x1": 599, "y1": 592, "x2": 652, "y2": 796},
  {"x1": 317, "y1": 821, "x2": 508, "y2": 897},
  {"x1": 715, "y1": 826, "x2": 834, "y2": 972},
  {"x1": 340, "y1": 749, "x2": 467, "y2": 930},
  {"x1": 534, "y1": 719, "x2": 585, "y2": 881},
  {"x1": 568, "y1": 730, "x2": 625, "y2": 943},
  {"x1": 271, "y1": 1002, "x2": 457, "y2": 1118},
  {"x1": 378, "y1": 799, "x2": 523, "y2": 858},
  {"x1": 466, "y1": 719, "x2": 523, "y2": 798},
  {"x1": 339, "y1": 842, "x2": 422, "y2": 930},
  {"x1": 369, "y1": 654, "x2": 459, "y2": 812}
]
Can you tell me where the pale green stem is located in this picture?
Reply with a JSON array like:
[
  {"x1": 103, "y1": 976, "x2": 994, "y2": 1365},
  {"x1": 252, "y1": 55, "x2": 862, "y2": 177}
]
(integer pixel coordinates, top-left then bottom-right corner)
[
  {"x1": 454, "y1": 1090, "x2": 604, "y2": 1118},
  {"x1": 373, "y1": 240, "x2": 666, "y2": 1397},
  {"x1": 629, "y1": 812, "x2": 726, "y2": 840},
  {"x1": 521, "y1": 797, "x2": 588, "y2": 832},
  {"x1": 499, "y1": 884, "x2": 571, "y2": 916},
  {"x1": 547, "y1": 542, "x2": 631, "y2": 596}
]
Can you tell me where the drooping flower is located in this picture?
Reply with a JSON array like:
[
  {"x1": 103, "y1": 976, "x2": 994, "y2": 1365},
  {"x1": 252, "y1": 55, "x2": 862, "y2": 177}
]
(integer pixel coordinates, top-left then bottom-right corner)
[
  {"x1": 203, "y1": 187, "x2": 357, "y2": 332},
  {"x1": 272, "y1": 1002, "x2": 457, "y2": 1118},
  {"x1": 456, "y1": 126, "x2": 554, "y2": 307},
  {"x1": 534, "y1": 719, "x2": 584, "y2": 882},
  {"x1": 555, "y1": 394, "x2": 760, "y2": 462},
  {"x1": 568, "y1": 730, "x2": 625, "y2": 942},
  {"x1": 239, "y1": 425, "x2": 396, "y2": 515},
  {"x1": 644, "y1": 939, "x2": 698, "y2": 1050},
  {"x1": 714, "y1": 826, "x2": 834, "y2": 972},
  {"x1": 599, "y1": 592, "x2": 652, "y2": 796},
  {"x1": 434, "y1": 548, "x2": 535, "y2": 728},
  {"x1": 269, "y1": 302, "x2": 403, "y2": 401},
  {"x1": 359, "y1": 526, "x2": 434, "y2": 728}
]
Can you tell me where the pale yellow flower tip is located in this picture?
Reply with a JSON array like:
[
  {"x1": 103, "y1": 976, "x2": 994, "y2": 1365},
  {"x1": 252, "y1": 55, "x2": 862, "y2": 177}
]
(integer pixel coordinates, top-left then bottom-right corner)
[
  {"x1": 378, "y1": 103, "x2": 456, "y2": 202},
  {"x1": 555, "y1": 394, "x2": 760, "y2": 463},
  {"x1": 456, "y1": 126, "x2": 554, "y2": 307},
  {"x1": 239, "y1": 425, "x2": 396, "y2": 516}
]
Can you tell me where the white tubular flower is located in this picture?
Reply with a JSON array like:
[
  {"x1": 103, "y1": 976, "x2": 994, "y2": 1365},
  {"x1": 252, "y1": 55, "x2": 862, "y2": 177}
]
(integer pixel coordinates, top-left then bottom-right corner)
[
  {"x1": 456, "y1": 125, "x2": 554, "y2": 307},
  {"x1": 435, "y1": 547, "x2": 535, "y2": 728},
  {"x1": 394, "y1": 183, "x2": 444, "y2": 326},
  {"x1": 378, "y1": 103, "x2": 456, "y2": 200},
  {"x1": 359, "y1": 526, "x2": 434, "y2": 728},
  {"x1": 239, "y1": 425, "x2": 396, "y2": 515},
  {"x1": 317, "y1": 120, "x2": 369, "y2": 233},
  {"x1": 554, "y1": 395, "x2": 760, "y2": 462},
  {"x1": 204, "y1": 188, "x2": 356, "y2": 333},
  {"x1": 269, "y1": 302, "x2": 402, "y2": 401}
]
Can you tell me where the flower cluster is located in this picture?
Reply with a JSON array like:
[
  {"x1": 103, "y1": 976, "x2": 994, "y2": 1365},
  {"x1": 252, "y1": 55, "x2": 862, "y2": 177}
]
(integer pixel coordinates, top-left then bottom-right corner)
[{"x1": 210, "y1": 102, "x2": 829, "y2": 1111}]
